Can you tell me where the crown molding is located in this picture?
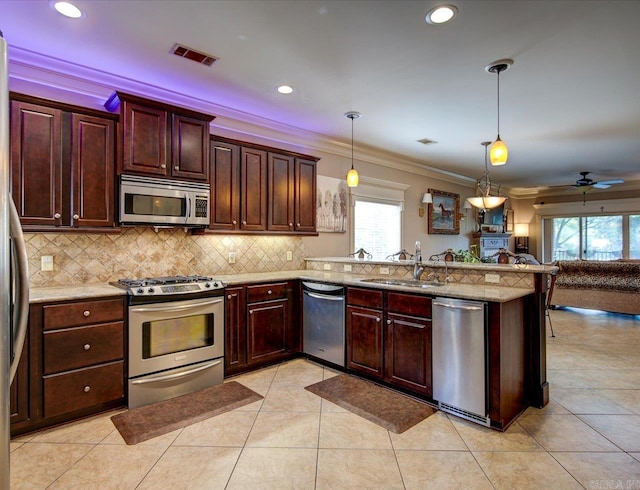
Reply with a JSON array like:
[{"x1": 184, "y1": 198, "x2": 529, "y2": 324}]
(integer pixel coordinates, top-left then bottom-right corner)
[{"x1": 8, "y1": 47, "x2": 475, "y2": 189}]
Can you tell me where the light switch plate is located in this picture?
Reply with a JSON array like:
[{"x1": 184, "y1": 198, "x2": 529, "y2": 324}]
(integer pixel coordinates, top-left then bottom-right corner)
[
  {"x1": 228, "y1": 252, "x2": 236, "y2": 264},
  {"x1": 41, "y1": 255, "x2": 54, "y2": 271},
  {"x1": 379, "y1": 267, "x2": 390, "y2": 275},
  {"x1": 286, "y1": 251, "x2": 293, "y2": 261},
  {"x1": 323, "y1": 263, "x2": 331, "y2": 270},
  {"x1": 485, "y1": 273, "x2": 500, "y2": 284},
  {"x1": 343, "y1": 264, "x2": 352, "y2": 272}
]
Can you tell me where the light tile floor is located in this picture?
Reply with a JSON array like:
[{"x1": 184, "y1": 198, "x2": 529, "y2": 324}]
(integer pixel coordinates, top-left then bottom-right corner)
[{"x1": 10, "y1": 307, "x2": 640, "y2": 489}]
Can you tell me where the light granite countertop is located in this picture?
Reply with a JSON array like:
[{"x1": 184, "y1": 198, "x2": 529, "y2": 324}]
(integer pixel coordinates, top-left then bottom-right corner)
[{"x1": 30, "y1": 269, "x2": 534, "y2": 304}]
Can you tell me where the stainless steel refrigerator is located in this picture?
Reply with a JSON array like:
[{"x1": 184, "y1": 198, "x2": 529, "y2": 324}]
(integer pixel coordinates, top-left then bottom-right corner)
[{"x1": 1, "y1": 30, "x2": 30, "y2": 490}]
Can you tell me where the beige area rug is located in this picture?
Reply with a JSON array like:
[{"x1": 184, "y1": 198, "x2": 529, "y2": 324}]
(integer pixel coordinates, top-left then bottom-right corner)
[
  {"x1": 111, "y1": 381, "x2": 263, "y2": 445},
  {"x1": 305, "y1": 374, "x2": 436, "y2": 434}
]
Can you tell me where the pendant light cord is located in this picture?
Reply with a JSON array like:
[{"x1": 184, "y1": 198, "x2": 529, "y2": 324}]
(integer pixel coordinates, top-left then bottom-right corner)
[
  {"x1": 351, "y1": 116, "x2": 355, "y2": 170},
  {"x1": 496, "y1": 69, "x2": 501, "y2": 137}
]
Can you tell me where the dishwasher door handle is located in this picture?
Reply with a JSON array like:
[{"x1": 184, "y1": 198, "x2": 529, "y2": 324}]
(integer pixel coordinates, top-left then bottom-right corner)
[
  {"x1": 303, "y1": 291, "x2": 345, "y2": 301},
  {"x1": 432, "y1": 301, "x2": 484, "y2": 311}
]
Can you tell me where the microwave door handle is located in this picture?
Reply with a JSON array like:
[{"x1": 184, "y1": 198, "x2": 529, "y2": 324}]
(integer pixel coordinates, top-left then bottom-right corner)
[
  {"x1": 9, "y1": 198, "x2": 30, "y2": 384},
  {"x1": 185, "y1": 194, "x2": 191, "y2": 224}
]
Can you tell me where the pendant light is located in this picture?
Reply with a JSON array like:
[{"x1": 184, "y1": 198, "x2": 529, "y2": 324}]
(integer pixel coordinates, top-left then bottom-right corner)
[
  {"x1": 466, "y1": 141, "x2": 507, "y2": 210},
  {"x1": 345, "y1": 111, "x2": 361, "y2": 187},
  {"x1": 485, "y1": 59, "x2": 513, "y2": 166}
]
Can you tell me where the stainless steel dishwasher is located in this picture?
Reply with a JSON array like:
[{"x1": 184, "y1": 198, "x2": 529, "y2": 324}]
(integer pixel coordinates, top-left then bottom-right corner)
[
  {"x1": 432, "y1": 297, "x2": 490, "y2": 426},
  {"x1": 302, "y1": 282, "x2": 345, "y2": 367}
]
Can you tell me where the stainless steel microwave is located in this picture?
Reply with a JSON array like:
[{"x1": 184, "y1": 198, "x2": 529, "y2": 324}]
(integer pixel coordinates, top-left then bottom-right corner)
[{"x1": 119, "y1": 175, "x2": 210, "y2": 227}]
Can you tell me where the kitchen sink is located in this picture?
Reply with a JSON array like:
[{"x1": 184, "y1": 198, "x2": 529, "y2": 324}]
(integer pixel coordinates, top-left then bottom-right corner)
[{"x1": 359, "y1": 278, "x2": 444, "y2": 288}]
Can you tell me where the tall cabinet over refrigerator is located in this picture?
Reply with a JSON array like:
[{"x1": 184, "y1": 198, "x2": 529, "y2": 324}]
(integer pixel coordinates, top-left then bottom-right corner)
[{"x1": 1, "y1": 30, "x2": 31, "y2": 489}]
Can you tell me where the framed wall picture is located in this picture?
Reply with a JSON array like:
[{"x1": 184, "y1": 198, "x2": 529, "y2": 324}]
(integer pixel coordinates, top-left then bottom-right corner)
[
  {"x1": 316, "y1": 175, "x2": 348, "y2": 232},
  {"x1": 427, "y1": 189, "x2": 460, "y2": 235}
]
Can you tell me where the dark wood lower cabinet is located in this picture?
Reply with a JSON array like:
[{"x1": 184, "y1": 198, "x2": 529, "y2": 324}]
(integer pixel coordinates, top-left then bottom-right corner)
[
  {"x1": 384, "y1": 313, "x2": 432, "y2": 396},
  {"x1": 247, "y1": 299, "x2": 289, "y2": 364},
  {"x1": 10, "y1": 334, "x2": 30, "y2": 426},
  {"x1": 224, "y1": 286, "x2": 247, "y2": 375},
  {"x1": 346, "y1": 305, "x2": 384, "y2": 378}
]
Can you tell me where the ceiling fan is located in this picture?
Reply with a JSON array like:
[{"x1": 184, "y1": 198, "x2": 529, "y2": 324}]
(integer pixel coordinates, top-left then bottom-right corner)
[{"x1": 553, "y1": 171, "x2": 625, "y2": 190}]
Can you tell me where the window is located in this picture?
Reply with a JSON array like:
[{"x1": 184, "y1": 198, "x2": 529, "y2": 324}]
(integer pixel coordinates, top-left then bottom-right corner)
[
  {"x1": 349, "y1": 178, "x2": 407, "y2": 261},
  {"x1": 353, "y1": 199, "x2": 402, "y2": 260},
  {"x1": 546, "y1": 214, "x2": 633, "y2": 261}
]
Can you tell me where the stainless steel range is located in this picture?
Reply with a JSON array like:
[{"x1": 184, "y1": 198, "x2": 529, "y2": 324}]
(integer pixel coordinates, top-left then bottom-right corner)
[{"x1": 115, "y1": 275, "x2": 225, "y2": 409}]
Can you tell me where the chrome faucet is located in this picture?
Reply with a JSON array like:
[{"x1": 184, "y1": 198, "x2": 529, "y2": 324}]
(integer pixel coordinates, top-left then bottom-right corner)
[
  {"x1": 426, "y1": 258, "x2": 451, "y2": 285},
  {"x1": 413, "y1": 240, "x2": 426, "y2": 280}
]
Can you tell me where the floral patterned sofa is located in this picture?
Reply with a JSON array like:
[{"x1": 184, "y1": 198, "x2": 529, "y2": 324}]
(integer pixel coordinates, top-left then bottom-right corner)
[{"x1": 550, "y1": 260, "x2": 640, "y2": 315}]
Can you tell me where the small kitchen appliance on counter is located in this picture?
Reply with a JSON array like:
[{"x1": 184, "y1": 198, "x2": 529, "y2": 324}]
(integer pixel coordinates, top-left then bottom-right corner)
[{"x1": 114, "y1": 275, "x2": 225, "y2": 409}]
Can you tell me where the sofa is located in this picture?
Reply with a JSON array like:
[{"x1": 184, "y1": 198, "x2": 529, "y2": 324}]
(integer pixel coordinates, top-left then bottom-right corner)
[{"x1": 550, "y1": 260, "x2": 640, "y2": 315}]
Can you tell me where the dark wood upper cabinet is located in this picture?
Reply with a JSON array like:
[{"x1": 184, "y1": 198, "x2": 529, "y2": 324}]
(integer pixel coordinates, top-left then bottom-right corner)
[
  {"x1": 240, "y1": 147, "x2": 268, "y2": 231},
  {"x1": 71, "y1": 114, "x2": 115, "y2": 227},
  {"x1": 10, "y1": 95, "x2": 117, "y2": 230},
  {"x1": 295, "y1": 158, "x2": 317, "y2": 233},
  {"x1": 121, "y1": 101, "x2": 167, "y2": 176},
  {"x1": 105, "y1": 91, "x2": 213, "y2": 181},
  {"x1": 210, "y1": 140, "x2": 241, "y2": 231},
  {"x1": 267, "y1": 152, "x2": 295, "y2": 232},
  {"x1": 10, "y1": 100, "x2": 63, "y2": 227}
]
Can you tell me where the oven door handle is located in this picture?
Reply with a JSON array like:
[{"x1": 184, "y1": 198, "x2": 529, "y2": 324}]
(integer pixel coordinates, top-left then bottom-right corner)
[
  {"x1": 130, "y1": 359, "x2": 222, "y2": 385},
  {"x1": 130, "y1": 297, "x2": 223, "y2": 313}
]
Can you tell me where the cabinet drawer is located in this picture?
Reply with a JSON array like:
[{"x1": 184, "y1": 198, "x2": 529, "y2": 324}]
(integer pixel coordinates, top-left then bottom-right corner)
[
  {"x1": 43, "y1": 322, "x2": 124, "y2": 375},
  {"x1": 347, "y1": 287, "x2": 383, "y2": 309},
  {"x1": 43, "y1": 361, "x2": 124, "y2": 419},
  {"x1": 43, "y1": 299, "x2": 124, "y2": 330},
  {"x1": 247, "y1": 282, "x2": 289, "y2": 303},
  {"x1": 386, "y1": 293, "x2": 432, "y2": 318}
]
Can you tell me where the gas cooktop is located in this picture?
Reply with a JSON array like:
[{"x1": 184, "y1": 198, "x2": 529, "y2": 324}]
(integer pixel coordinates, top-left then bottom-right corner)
[{"x1": 114, "y1": 275, "x2": 225, "y2": 298}]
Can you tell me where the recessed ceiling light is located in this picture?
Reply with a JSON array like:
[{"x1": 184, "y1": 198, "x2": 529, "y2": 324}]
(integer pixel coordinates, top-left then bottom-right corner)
[
  {"x1": 50, "y1": 1, "x2": 84, "y2": 18},
  {"x1": 425, "y1": 5, "x2": 458, "y2": 25},
  {"x1": 277, "y1": 85, "x2": 294, "y2": 95}
]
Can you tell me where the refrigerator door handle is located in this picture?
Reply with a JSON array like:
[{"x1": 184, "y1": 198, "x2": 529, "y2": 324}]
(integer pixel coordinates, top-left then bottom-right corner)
[{"x1": 9, "y1": 197, "x2": 29, "y2": 384}]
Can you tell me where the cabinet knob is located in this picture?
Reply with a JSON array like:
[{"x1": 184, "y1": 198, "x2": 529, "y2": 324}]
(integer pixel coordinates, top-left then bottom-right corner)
[
  {"x1": 83, "y1": 386, "x2": 91, "y2": 393},
  {"x1": 54, "y1": 213, "x2": 61, "y2": 219},
  {"x1": 242, "y1": 220, "x2": 247, "y2": 225},
  {"x1": 249, "y1": 310, "x2": 253, "y2": 315},
  {"x1": 174, "y1": 166, "x2": 179, "y2": 170},
  {"x1": 232, "y1": 220, "x2": 237, "y2": 225},
  {"x1": 387, "y1": 320, "x2": 392, "y2": 324},
  {"x1": 83, "y1": 310, "x2": 91, "y2": 317},
  {"x1": 160, "y1": 164, "x2": 167, "y2": 169},
  {"x1": 267, "y1": 290, "x2": 272, "y2": 295},
  {"x1": 73, "y1": 214, "x2": 79, "y2": 220},
  {"x1": 83, "y1": 344, "x2": 91, "y2": 351},
  {"x1": 227, "y1": 294, "x2": 232, "y2": 299},
  {"x1": 289, "y1": 223, "x2": 293, "y2": 227},
  {"x1": 297, "y1": 223, "x2": 300, "y2": 227},
  {"x1": 376, "y1": 317, "x2": 381, "y2": 323}
]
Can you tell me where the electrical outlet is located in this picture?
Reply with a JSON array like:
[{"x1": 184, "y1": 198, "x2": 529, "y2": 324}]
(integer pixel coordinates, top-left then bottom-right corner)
[
  {"x1": 41, "y1": 255, "x2": 54, "y2": 271},
  {"x1": 323, "y1": 263, "x2": 331, "y2": 270},
  {"x1": 485, "y1": 273, "x2": 500, "y2": 284},
  {"x1": 286, "y1": 251, "x2": 293, "y2": 261},
  {"x1": 228, "y1": 252, "x2": 236, "y2": 264},
  {"x1": 379, "y1": 267, "x2": 390, "y2": 275},
  {"x1": 343, "y1": 264, "x2": 352, "y2": 272}
]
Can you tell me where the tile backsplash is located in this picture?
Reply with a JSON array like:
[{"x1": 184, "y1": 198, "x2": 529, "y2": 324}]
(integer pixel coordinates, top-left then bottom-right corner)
[{"x1": 25, "y1": 228, "x2": 306, "y2": 287}]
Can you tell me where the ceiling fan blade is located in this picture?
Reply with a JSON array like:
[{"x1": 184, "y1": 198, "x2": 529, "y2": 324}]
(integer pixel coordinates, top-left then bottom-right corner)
[
  {"x1": 592, "y1": 183, "x2": 611, "y2": 189},
  {"x1": 596, "y1": 179, "x2": 624, "y2": 185}
]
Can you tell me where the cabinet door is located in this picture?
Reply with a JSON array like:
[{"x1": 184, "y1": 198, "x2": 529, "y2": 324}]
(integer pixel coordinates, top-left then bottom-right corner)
[
  {"x1": 295, "y1": 158, "x2": 317, "y2": 233},
  {"x1": 10, "y1": 329, "x2": 30, "y2": 426},
  {"x1": 121, "y1": 100, "x2": 168, "y2": 176},
  {"x1": 247, "y1": 298, "x2": 288, "y2": 364},
  {"x1": 267, "y1": 152, "x2": 295, "y2": 232},
  {"x1": 210, "y1": 141, "x2": 241, "y2": 231},
  {"x1": 171, "y1": 114, "x2": 209, "y2": 181},
  {"x1": 225, "y1": 286, "x2": 247, "y2": 375},
  {"x1": 346, "y1": 305, "x2": 383, "y2": 378},
  {"x1": 240, "y1": 147, "x2": 267, "y2": 231},
  {"x1": 71, "y1": 114, "x2": 115, "y2": 227},
  {"x1": 385, "y1": 313, "x2": 432, "y2": 396},
  {"x1": 10, "y1": 101, "x2": 63, "y2": 226}
]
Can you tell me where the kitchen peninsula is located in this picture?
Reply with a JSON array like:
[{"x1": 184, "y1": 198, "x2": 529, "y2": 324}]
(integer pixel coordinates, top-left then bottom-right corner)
[{"x1": 21, "y1": 259, "x2": 556, "y2": 433}]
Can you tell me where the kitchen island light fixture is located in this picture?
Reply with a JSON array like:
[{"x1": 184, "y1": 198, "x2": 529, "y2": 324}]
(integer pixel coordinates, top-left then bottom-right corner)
[
  {"x1": 485, "y1": 59, "x2": 513, "y2": 166},
  {"x1": 467, "y1": 141, "x2": 507, "y2": 210},
  {"x1": 345, "y1": 111, "x2": 361, "y2": 188}
]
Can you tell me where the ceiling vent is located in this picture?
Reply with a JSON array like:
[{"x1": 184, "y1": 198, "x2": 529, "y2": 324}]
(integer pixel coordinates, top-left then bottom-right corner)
[
  {"x1": 417, "y1": 138, "x2": 438, "y2": 145},
  {"x1": 170, "y1": 43, "x2": 218, "y2": 66}
]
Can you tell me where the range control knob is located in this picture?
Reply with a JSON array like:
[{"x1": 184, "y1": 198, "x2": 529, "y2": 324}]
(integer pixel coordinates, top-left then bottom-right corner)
[
  {"x1": 137, "y1": 288, "x2": 144, "y2": 294},
  {"x1": 148, "y1": 287, "x2": 155, "y2": 294},
  {"x1": 213, "y1": 282, "x2": 219, "y2": 288},
  {"x1": 205, "y1": 282, "x2": 211, "y2": 288}
]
